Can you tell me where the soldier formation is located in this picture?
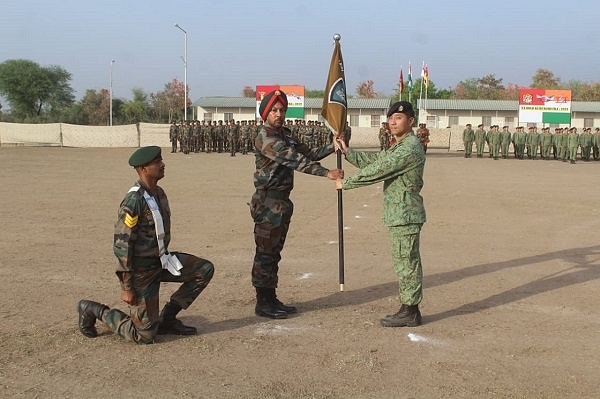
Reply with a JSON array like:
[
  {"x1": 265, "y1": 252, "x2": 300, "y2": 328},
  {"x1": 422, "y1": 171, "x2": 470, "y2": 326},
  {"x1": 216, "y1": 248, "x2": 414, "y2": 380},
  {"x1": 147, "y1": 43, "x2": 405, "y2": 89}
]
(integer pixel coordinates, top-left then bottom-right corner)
[
  {"x1": 169, "y1": 119, "x2": 338, "y2": 156},
  {"x1": 379, "y1": 122, "x2": 429, "y2": 152},
  {"x1": 464, "y1": 124, "x2": 600, "y2": 164}
]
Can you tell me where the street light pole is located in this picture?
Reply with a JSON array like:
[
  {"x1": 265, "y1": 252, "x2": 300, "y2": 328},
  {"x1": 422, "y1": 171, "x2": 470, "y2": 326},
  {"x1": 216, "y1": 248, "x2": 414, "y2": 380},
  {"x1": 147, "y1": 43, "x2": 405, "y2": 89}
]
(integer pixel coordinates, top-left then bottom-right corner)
[
  {"x1": 110, "y1": 59, "x2": 115, "y2": 126},
  {"x1": 174, "y1": 23, "x2": 187, "y2": 121}
]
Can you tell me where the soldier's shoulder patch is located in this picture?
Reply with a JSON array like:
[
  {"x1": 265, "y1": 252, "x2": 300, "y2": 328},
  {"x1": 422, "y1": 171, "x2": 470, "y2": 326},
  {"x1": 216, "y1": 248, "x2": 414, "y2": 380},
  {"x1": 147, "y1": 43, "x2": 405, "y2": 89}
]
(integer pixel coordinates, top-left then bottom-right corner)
[{"x1": 124, "y1": 212, "x2": 138, "y2": 229}]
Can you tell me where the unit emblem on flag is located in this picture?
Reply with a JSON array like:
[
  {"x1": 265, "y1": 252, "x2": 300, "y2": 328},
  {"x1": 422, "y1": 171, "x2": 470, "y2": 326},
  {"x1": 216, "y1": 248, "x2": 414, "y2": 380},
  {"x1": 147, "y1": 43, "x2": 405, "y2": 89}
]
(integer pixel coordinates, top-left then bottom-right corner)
[{"x1": 328, "y1": 78, "x2": 347, "y2": 108}]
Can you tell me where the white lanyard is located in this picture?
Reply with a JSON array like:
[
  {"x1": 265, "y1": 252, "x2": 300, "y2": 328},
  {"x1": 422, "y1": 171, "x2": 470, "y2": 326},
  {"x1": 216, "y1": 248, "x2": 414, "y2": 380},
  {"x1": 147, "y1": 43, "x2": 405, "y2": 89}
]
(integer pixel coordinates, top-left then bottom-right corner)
[{"x1": 129, "y1": 186, "x2": 182, "y2": 276}]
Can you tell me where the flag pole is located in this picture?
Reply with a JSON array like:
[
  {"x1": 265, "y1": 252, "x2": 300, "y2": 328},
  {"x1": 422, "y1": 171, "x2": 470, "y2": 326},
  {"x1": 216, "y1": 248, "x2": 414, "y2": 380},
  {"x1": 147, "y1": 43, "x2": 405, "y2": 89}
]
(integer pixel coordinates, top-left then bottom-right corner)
[
  {"x1": 321, "y1": 33, "x2": 348, "y2": 292},
  {"x1": 336, "y1": 138, "x2": 345, "y2": 292}
]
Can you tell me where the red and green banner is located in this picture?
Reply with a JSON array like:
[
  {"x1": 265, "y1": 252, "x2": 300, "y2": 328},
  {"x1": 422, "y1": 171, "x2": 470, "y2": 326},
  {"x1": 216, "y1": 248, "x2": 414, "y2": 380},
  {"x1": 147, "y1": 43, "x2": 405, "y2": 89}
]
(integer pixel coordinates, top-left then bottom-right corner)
[
  {"x1": 518, "y1": 89, "x2": 571, "y2": 124},
  {"x1": 256, "y1": 85, "x2": 305, "y2": 119}
]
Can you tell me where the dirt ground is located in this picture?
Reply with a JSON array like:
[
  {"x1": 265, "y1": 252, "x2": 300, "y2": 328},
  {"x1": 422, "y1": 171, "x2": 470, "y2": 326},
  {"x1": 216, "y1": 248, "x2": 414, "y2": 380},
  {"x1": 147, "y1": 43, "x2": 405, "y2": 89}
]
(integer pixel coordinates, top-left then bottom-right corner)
[{"x1": 0, "y1": 145, "x2": 599, "y2": 399}]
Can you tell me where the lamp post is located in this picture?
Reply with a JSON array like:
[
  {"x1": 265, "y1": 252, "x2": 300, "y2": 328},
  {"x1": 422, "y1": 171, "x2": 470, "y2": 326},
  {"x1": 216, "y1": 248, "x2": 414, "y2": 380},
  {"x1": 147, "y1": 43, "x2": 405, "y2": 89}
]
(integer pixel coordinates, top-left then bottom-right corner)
[
  {"x1": 110, "y1": 59, "x2": 115, "y2": 126},
  {"x1": 174, "y1": 23, "x2": 187, "y2": 121}
]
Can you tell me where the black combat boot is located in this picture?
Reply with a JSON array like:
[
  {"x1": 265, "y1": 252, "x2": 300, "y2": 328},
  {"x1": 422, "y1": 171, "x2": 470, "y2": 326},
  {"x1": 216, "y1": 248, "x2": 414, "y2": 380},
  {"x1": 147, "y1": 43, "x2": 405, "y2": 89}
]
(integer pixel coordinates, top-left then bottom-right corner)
[
  {"x1": 77, "y1": 300, "x2": 109, "y2": 338},
  {"x1": 380, "y1": 304, "x2": 422, "y2": 327},
  {"x1": 157, "y1": 301, "x2": 197, "y2": 335},
  {"x1": 255, "y1": 288, "x2": 287, "y2": 319},
  {"x1": 267, "y1": 288, "x2": 298, "y2": 314}
]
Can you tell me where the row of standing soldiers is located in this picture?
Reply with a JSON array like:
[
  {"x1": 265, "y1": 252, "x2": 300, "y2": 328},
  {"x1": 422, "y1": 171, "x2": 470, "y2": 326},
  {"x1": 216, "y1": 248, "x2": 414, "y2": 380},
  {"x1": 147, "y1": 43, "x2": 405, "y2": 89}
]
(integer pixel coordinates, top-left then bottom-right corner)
[
  {"x1": 287, "y1": 119, "x2": 350, "y2": 148},
  {"x1": 379, "y1": 122, "x2": 430, "y2": 152},
  {"x1": 463, "y1": 125, "x2": 600, "y2": 163},
  {"x1": 169, "y1": 119, "x2": 263, "y2": 156},
  {"x1": 170, "y1": 119, "x2": 350, "y2": 156}
]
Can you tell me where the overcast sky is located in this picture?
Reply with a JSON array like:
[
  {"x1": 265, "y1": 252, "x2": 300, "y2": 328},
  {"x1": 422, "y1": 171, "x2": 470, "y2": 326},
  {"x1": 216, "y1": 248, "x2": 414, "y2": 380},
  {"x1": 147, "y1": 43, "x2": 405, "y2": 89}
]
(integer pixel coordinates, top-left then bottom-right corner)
[{"x1": 2, "y1": 0, "x2": 600, "y2": 103}]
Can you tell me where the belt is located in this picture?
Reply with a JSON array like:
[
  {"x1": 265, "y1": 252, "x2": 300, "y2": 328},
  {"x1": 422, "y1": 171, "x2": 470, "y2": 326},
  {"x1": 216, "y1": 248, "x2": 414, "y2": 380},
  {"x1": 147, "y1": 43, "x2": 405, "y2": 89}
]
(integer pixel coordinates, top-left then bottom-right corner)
[{"x1": 256, "y1": 189, "x2": 289, "y2": 200}]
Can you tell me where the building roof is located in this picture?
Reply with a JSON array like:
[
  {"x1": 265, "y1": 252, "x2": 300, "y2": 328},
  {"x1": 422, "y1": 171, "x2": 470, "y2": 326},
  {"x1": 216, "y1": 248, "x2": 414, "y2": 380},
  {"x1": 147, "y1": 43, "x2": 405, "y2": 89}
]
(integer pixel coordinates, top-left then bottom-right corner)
[
  {"x1": 193, "y1": 96, "x2": 392, "y2": 110},
  {"x1": 418, "y1": 99, "x2": 600, "y2": 113}
]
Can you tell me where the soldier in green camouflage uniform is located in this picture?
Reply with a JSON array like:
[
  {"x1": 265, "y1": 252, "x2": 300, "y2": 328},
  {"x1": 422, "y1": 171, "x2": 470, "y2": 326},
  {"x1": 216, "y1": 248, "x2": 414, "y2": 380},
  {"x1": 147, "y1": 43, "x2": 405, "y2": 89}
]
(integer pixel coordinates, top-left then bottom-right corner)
[
  {"x1": 77, "y1": 146, "x2": 214, "y2": 344},
  {"x1": 567, "y1": 127, "x2": 580, "y2": 163},
  {"x1": 169, "y1": 121, "x2": 179, "y2": 153},
  {"x1": 512, "y1": 126, "x2": 521, "y2": 159},
  {"x1": 593, "y1": 127, "x2": 600, "y2": 160},
  {"x1": 500, "y1": 126, "x2": 511, "y2": 159},
  {"x1": 527, "y1": 127, "x2": 540, "y2": 159},
  {"x1": 559, "y1": 128, "x2": 569, "y2": 161},
  {"x1": 250, "y1": 90, "x2": 343, "y2": 319},
  {"x1": 228, "y1": 119, "x2": 239, "y2": 156},
  {"x1": 580, "y1": 128, "x2": 593, "y2": 161},
  {"x1": 463, "y1": 124, "x2": 475, "y2": 158},
  {"x1": 540, "y1": 127, "x2": 552, "y2": 160},
  {"x1": 474, "y1": 124, "x2": 486, "y2": 158},
  {"x1": 335, "y1": 101, "x2": 425, "y2": 328}
]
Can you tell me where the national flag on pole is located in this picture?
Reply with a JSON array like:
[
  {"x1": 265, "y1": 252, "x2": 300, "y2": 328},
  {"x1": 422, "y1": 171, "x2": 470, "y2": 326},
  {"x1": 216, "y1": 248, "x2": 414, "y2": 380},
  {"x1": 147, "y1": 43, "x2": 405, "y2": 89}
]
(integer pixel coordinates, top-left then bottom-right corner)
[
  {"x1": 399, "y1": 67, "x2": 405, "y2": 93},
  {"x1": 321, "y1": 37, "x2": 347, "y2": 134},
  {"x1": 407, "y1": 62, "x2": 413, "y2": 92},
  {"x1": 424, "y1": 64, "x2": 429, "y2": 88}
]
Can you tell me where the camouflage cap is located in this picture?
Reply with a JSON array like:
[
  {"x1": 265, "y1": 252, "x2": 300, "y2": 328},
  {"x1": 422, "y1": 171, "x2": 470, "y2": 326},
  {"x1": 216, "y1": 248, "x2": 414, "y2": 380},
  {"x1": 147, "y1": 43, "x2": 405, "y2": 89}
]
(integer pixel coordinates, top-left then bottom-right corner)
[{"x1": 128, "y1": 146, "x2": 162, "y2": 167}]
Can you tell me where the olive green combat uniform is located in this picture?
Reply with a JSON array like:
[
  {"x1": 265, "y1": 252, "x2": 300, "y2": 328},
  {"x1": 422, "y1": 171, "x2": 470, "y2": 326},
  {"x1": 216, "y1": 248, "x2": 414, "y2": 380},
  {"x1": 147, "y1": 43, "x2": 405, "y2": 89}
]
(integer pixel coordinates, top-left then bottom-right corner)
[
  {"x1": 341, "y1": 132, "x2": 426, "y2": 308},
  {"x1": 474, "y1": 127, "x2": 486, "y2": 157},
  {"x1": 500, "y1": 127, "x2": 511, "y2": 159},
  {"x1": 463, "y1": 126, "x2": 475, "y2": 158}
]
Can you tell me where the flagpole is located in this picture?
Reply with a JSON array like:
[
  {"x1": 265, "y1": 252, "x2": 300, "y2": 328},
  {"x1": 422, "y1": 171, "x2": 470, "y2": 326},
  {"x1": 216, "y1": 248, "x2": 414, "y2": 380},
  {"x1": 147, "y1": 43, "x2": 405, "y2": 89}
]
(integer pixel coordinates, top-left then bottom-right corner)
[
  {"x1": 321, "y1": 33, "x2": 347, "y2": 292},
  {"x1": 336, "y1": 138, "x2": 345, "y2": 292}
]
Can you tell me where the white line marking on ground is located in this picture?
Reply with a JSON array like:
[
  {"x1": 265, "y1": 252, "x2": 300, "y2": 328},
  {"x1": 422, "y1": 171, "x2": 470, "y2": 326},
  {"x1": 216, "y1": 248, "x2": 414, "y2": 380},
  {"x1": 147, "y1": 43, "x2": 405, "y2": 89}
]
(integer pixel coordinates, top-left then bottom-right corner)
[{"x1": 297, "y1": 272, "x2": 316, "y2": 280}]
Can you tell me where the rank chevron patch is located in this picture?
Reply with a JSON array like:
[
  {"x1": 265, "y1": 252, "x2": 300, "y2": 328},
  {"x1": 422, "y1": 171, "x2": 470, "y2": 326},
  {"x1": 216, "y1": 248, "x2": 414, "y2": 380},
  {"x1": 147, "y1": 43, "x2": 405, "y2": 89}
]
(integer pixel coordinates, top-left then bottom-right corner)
[{"x1": 124, "y1": 212, "x2": 138, "y2": 228}]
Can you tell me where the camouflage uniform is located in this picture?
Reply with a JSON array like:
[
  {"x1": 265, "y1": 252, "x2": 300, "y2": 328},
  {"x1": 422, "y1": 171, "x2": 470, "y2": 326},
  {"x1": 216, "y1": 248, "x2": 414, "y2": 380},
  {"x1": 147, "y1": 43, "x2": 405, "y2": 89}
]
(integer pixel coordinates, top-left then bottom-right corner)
[
  {"x1": 341, "y1": 131, "x2": 426, "y2": 307},
  {"x1": 462, "y1": 125, "x2": 474, "y2": 158},
  {"x1": 474, "y1": 126, "x2": 487, "y2": 158},
  {"x1": 500, "y1": 126, "x2": 511, "y2": 159},
  {"x1": 593, "y1": 128, "x2": 600, "y2": 160},
  {"x1": 250, "y1": 122, "x2": 335, "y2": 289},
  {"x1": 567, "y1": 128, "x2": 580, "y2": 163},
  {"x1": 103, "y1": 180, "x2": 214, "y2": 344},
  {"x1": 540, "y1": 128, "x2": 552, "y2": 160},
  {"x1": 228, "y1": 120, "x2": 239, "y2": 156},
  {"x1": 580, "y1": 128, "x2": 593, "y2": 161},
  {"x1": 169, "y1": 122, "x2": 179, "y2": 153}
]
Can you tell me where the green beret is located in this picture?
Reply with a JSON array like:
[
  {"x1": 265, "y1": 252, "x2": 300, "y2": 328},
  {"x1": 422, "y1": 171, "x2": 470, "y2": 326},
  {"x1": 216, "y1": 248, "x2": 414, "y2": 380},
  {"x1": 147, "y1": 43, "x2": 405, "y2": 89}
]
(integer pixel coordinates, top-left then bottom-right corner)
[
  {"x1": 128, "y1": 146, "x2": 162, "y2": 167},
  {"x1": 259, "y1": 90, "x2": 288, "y2": 121}
]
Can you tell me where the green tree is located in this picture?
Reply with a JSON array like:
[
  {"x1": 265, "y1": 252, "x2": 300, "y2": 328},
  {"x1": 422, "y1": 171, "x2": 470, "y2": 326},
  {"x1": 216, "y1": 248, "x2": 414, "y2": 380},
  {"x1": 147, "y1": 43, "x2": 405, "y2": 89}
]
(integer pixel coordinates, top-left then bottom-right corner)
[
  {"x1": 78, "y1": 89, "x2": 110, "y2": 125},
  {"x1": 121, "y1": 88, "x2": 150, "y2": 123},
  {"x1": 530, "y1": 68, "x2": 561, "y2": 89},
  {"x1": 305, "y1": 89, "x2": 325, "y2": 98},
  {"x1": 0, "y1": 59, "x2": 75, "y2": 121}
]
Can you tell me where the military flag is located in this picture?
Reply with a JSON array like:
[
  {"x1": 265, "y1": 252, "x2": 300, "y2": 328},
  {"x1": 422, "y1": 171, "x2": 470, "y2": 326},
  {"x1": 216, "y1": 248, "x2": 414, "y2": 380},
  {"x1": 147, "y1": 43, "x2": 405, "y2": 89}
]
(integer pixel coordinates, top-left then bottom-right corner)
[
  {"x1": 407, "y1": 62, "x2": 413, "y2": 93},
  {"x1": 321, "y1": 34, "x2": 347, "y2": 291},
  {"x1": 399, "y1": 66, "x2": 405, "y2": 94},
  {"x1": 321, "y1": 35, "x2": 347, "y2": 135}
]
